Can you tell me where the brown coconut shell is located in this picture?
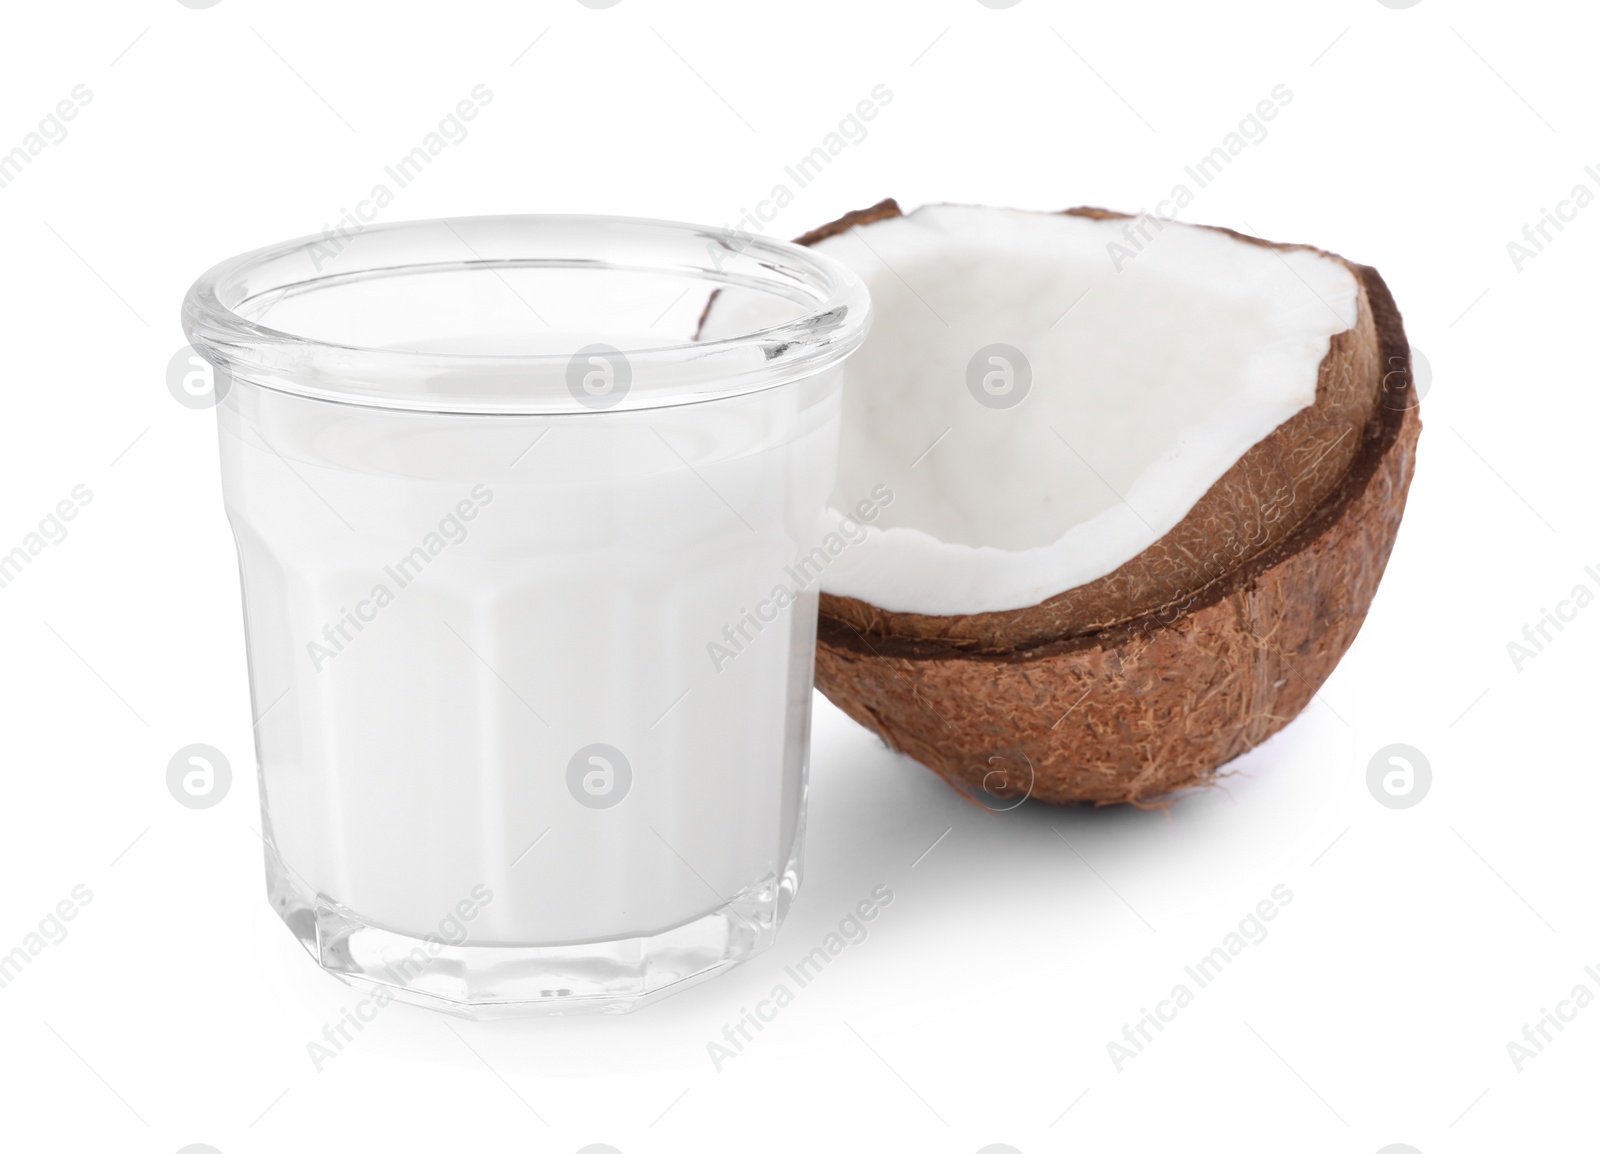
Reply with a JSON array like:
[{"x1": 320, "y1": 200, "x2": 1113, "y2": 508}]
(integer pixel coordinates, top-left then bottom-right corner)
[{"x1": 801, "y1": 201, "x2": 1421, "y2": 805}]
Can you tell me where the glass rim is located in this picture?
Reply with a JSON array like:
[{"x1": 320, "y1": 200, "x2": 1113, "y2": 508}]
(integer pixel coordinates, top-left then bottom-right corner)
[{"x1": 181, "y1": 213, "x2": 872, "y2": 416}]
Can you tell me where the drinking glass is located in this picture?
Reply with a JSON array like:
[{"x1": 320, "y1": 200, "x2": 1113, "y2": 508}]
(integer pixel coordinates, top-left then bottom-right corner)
[{"x1": 182, "y1": 216, "x2": 871, "y2": 1015}]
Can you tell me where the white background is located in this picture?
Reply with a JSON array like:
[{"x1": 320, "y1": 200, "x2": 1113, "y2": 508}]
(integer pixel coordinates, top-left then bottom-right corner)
[{"x1": 0, "y1": 1, "x2": 1595, "y2": 1151}]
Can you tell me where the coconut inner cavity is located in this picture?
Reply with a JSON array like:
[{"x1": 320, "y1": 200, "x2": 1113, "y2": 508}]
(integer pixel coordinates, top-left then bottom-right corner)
[{"x1": 794, "y1": 206, "x2": 1361, "y2": 616}]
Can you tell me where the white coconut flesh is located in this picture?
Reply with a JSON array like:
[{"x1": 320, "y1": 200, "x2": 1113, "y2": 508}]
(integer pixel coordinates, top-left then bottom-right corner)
[{"x1": 710, "y1": 205, "x2": 1361, "y2": 616}]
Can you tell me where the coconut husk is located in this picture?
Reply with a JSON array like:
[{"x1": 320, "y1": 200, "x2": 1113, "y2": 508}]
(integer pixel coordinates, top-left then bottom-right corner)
[{"x1": 803, "y1": 202, "x2": 1421, "y2": 805}]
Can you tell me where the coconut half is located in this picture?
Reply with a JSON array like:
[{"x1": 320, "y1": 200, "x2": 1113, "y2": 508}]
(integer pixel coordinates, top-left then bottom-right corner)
[{"x1": 705, "y1": 200, "x2": 1421, "y2": 805}]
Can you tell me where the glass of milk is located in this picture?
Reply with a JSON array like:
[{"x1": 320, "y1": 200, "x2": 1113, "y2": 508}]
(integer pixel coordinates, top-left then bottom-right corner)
[{"x1": 182, "y1": 216, "x2": 870, "y2": 1015}]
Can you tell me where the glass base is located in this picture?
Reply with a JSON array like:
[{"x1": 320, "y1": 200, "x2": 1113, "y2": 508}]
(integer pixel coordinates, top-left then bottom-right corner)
[{"x1": 264, "y1": 845, "x2": 798, "y2": 1018}]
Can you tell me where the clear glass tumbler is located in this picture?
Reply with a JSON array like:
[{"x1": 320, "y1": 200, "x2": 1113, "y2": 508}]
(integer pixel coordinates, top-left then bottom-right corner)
[{"x1": 182, "y1": 216, "x2": 870, "y2": 1015}]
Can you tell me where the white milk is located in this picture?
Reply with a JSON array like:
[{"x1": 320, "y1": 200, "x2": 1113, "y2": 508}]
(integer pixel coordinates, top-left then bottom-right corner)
[{"x1": 220, "y1": 367, "x2": 841, "y2": 946}]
